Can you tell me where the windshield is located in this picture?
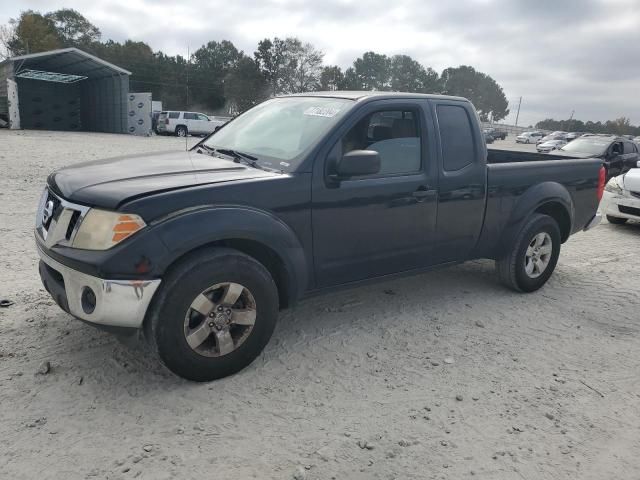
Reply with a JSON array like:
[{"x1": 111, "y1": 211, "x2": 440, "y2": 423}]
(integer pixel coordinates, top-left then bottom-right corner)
[
  {"x1": 560, "y1": 137, "x2": 609, "y2": 156},
  {"x1": 203, "y1": 97, "x2": 353, "y2": 171}
]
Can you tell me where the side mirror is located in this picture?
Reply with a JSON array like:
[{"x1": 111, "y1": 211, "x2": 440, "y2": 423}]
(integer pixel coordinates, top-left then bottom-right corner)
[{"x1": 335, "y1": 150, "x2": 381, "y2": 178}]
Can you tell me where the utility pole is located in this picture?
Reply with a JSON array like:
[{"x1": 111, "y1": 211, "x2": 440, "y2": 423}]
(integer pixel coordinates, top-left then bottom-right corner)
[
  {"x1": 568, "y1": 109, "x2": 575, "y2": 131},
  {"x1": 514, "y1": 96, "x2": 522, "y2": 127},
  {"x1": 186, "y1": 46, "x2": 190, "y2": 109}
]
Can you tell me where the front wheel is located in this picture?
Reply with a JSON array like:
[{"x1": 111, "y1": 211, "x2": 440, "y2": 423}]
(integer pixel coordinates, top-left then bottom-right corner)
[
  {"x1": 496, "y1": 214, "x2": 561, "y2": 292},
  {"x1": 606, "y1": 215, "x2": 628, "y2": 225},
  {"x1": 145, "y1": 248, "x2": 279, "y2": 381}
]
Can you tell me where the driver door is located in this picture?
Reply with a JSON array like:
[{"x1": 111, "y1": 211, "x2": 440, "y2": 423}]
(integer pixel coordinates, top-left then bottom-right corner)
[{"x1": 311, "y1": 100, "x2": 438, "y2": 287}]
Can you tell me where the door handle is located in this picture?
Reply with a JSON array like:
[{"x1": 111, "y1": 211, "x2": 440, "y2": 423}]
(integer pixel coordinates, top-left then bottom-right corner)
[{"x1": 412, "y1": 187, "x2": 433, "y2": 202}]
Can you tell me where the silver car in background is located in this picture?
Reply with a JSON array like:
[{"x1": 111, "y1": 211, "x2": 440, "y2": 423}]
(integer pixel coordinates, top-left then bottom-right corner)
[{"x1": 537, "y1": 139, "x2": 568, "y2": 153}]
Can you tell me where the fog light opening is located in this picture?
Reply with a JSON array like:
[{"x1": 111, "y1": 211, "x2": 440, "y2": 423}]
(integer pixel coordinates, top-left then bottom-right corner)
[{"x1": 81, "y1": 287, "x2": 97, "y2": 314}]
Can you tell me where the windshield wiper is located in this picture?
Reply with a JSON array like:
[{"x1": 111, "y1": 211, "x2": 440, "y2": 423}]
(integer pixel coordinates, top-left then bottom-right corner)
[
  {"x1": 196, "y1": 144, "x2": 216, "y2": 155},
  {"x1": 214, "y1": 148, "x2": 261, "y2": 168}
]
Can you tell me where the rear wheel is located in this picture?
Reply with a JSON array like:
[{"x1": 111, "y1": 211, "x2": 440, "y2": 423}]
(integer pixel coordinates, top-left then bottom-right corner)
[
  {"x1": 496, "y1": 214, "x2": 561, "y2": 292},
  {"x1": 145, "y1": 248, "x2": 279, "y2": 381},
  {"x1": 176, "y1": 125, "x2": 188, "y2": 137},
  {"x1": 606, "y1": 215, "x2": 628, "y2": 225}
]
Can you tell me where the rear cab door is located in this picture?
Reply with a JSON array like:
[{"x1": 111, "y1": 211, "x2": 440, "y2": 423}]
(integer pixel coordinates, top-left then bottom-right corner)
[{"x1": 429, "y1": 99, "x2": 488, "y2": 263}]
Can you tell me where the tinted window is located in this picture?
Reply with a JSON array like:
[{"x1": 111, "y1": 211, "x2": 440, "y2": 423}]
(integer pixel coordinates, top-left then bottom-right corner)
[
  {"x1": 437, "y1": 105, "x2": 475, "y2": 171},
  {"x1": 183, "y1": 112, "x2": 197, "y2": 120},
  {"x1": 168, "y1": 112, "x2": 179, "y2": 119},
  {"x1": 623, "y1": 142, "x2": 636, "y2": 154},
  {"x1": 342, "y1": 110, "x2": 421, "y2": 175}
]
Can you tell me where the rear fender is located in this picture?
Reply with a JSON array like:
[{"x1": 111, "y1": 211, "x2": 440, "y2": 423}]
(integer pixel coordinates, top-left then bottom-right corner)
[{"x1": 499, "y1": 182, "x2": 574, "y2": 255}]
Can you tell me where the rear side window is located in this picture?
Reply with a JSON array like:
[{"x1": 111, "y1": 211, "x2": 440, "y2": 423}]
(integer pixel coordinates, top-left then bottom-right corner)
[
  {"x1": 437, "y1": 105, "x2": 476, "y2": 172},
  {"x1": 168, "y1": 112, "x2": 179, "y2": 119},
  {"x1": 623, "y1": 141, "x2": 636, "y2": 154}
]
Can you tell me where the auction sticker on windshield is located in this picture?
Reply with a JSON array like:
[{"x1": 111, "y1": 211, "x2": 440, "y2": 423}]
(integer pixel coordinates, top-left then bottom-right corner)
[{"x1": 304, "y1": 106, "x2": 341, "y2": 118}]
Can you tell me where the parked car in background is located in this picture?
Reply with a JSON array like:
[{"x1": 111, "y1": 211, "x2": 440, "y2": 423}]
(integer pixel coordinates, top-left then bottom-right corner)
[
  {"x1": 157, "y1": 111, "x2": 228, "y2": 137},
  {"x1": 600, "y1": 164, "x2": 640, "y2": 224},
  {"x1": 537, "y1": 133, "x2": 568, "y2": 145},
  {"x1": 566, "y1": 132, "x2": 584, "y2": 142},
  {"x1": 557, "y1": 135, "x2": 640, "y2": 179},
  {"x1": 537, "y1": 139, "x2": 567, "y2": 153},
  {"x1": 34, "y1": 91, "x2": 604, "y2": 381},
  {"x1": 484, "y1": 131, "x2": 494, "y2": 144},
  {"x1": 484, "y1": 127, "x2": 507, "y2": 140},
  {"x1": 516, "y1": 131, "x2": 545, "y2": 144}
]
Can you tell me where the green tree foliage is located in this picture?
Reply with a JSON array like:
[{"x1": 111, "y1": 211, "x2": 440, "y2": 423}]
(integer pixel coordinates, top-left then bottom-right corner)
[
  {"x1": 190, "y1": 40, "x2": 243, "y2": 110},
  {"x1": 536, "y1": 116, "x2": 640, "y2": 136},
  {"x1": 320, "y1": 66, "x2": 345, "y2": 91},
  {"x1": 2, "y1": 9, "x2": 514, "y2": 118},
  {"x1": 345, "y1": 51, "x2": 391, "y2": 90},
  {"x1": 45, "y1": 9, "x2": 101, "y2": 48},
  {"x1": 224, "y1": 56, "x2": 268, "y2": 114},
  {"x1": 6, "y1": 11, "x2": 62, "y2": 55},
  {"x1": 441, "y1": 65, "x2": 509, "y2": 121},
  {"x1": 390, "y1": 55, "x2": 441, "y2": 93},
  {"x1": 255, "y1": 37, "x2": 323, "y2": 94}
]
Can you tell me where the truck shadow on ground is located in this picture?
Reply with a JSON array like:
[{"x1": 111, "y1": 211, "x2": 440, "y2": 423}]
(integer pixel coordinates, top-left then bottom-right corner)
[{"x1": 99, "y1": 259, "x2": 510, "y2": 386}]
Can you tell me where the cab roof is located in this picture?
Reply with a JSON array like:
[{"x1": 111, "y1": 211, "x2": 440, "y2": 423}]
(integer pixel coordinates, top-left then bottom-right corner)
[{"x1": 282, "y1": 91, "x2": 469, "y2": 103}]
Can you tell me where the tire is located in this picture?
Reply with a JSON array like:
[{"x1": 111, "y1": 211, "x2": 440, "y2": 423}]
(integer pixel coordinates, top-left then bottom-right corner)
[
  {"x1": 496, "y1": 214, "x2": 561, "y2": 293},
  {"x1": 145, "y1": 248, "x2": 279, "y2": 381},
  {"x1": 175, "y1": 125, "x2": 188, "y2": 137},
  {"x1": 606, "y1": 215, "x2": 628, "y2": 225}
]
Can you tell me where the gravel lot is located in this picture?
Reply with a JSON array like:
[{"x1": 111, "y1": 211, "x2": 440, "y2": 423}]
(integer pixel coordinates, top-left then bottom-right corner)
[{"x1": 1, "y1": 130, "x2": 639, "y2": 480}]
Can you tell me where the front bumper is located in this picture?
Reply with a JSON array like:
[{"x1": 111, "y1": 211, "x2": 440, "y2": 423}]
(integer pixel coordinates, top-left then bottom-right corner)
[
  {"x1": 599, "y1": 190, "x2": 640, "y2": 221},
  {"x1": 37, "y1": 244, "x2": 161, "y2": 329}
]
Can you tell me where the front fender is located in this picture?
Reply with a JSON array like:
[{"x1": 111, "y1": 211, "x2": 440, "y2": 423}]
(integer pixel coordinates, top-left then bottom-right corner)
[{"x1": 151, "y1": 205, "x2": 309, "y2": 301}]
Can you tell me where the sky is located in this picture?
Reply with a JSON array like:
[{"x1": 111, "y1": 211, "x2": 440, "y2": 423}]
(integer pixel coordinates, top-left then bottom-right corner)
[{"x1": 2, "y1": 0, "x2": 639, "y2": 127}]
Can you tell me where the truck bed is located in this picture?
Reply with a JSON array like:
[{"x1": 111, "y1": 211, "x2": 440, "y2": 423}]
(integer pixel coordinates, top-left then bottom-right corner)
[
  {"x1": 487, "y1": 148, "x2": 574, "y2": 164},
  {"x1": 473, "y1": 151, "x2": 603, "y2": 260}
]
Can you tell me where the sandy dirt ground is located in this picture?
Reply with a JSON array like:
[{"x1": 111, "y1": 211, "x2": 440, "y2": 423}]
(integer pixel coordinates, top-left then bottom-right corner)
[{"x1": 1, "y1": 130, "x2": 639, "y2": 480}]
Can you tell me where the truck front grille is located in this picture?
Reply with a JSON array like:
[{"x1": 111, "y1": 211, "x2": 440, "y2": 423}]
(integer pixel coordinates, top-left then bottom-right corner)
[{"x1": 36, "y1": 188, "x2": 90, "y2": 248}]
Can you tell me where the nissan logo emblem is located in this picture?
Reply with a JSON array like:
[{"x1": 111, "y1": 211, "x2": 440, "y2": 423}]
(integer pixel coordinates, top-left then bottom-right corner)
[{"x1": 43, "y1": 200, "x2": 55, "y2": 224}]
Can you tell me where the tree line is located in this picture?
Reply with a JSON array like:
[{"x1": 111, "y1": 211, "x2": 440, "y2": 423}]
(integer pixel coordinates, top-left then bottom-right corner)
[
  {"x1": 2, "y1": 9, "x2": 509, "y2": 120},
  {"x1": 536, "y1": 117, "x2": 640, "y2": 137}
]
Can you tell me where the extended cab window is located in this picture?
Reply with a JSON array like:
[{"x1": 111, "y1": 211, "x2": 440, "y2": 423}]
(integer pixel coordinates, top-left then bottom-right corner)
[
  {"x1": 623, "y1": 141, "x2": 636, "y2": 154},
  {"x1": 168, "y1": 112, "x2": 179, "y2": 119},
  {"x1": 341, "y1": 110, "x2": 421, "y2": 175},
  {"x1": 437, "y1": 105, "x2": 476, "y2": 172}
]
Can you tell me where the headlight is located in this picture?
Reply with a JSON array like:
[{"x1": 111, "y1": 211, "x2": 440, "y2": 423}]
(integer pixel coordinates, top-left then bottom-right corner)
[
  {"x1": 604, "y1": 178, "x2": 623, "y2": 195},
  {"x1": 72, "y1": 209, "x2": 146, "y2": 250}
]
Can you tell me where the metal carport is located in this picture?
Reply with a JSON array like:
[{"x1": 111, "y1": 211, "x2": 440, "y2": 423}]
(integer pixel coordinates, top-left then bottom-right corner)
[{"x1": 0, "y1": 48, "x2": 130, "y2": 133}]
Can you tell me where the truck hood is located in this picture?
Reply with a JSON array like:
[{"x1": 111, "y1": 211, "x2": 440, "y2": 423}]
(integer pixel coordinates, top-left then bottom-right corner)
[{"x1": 49, "y1": 150, "x2": 278, "y2": 209}]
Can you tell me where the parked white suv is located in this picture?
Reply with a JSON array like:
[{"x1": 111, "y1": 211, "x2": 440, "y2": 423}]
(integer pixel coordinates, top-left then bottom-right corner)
[
  {"x1": 157, "y1": 111, "x2": 229, "y2": 137},
  {"x1": 516, "y1": 131, "x2": 545, "y2": 144}
]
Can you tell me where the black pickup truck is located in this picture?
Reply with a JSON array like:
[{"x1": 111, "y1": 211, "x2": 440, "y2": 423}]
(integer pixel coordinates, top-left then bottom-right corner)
[{"x1": 35, "y1": 92, "x2": 604, "y2": 381}]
